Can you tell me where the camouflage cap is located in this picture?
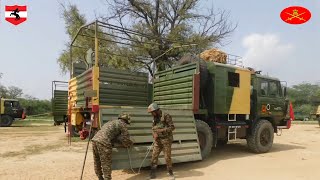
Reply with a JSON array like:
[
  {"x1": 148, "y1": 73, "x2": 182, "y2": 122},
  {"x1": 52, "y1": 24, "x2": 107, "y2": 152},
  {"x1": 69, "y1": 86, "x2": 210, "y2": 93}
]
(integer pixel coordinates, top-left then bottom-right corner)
[
  {"x1": 147, "y1": 102, "x2": 159, "y2": 113},
  {"x1": 118, "y1": 113, "x2": 131, "y2": 123}
]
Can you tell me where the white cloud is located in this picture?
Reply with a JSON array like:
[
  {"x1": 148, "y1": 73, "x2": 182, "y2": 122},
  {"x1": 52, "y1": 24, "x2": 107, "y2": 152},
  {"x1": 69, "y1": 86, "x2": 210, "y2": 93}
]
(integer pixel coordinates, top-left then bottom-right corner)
[{"x1": 242, "y1": 33, "x2": 294, "y2": 71}]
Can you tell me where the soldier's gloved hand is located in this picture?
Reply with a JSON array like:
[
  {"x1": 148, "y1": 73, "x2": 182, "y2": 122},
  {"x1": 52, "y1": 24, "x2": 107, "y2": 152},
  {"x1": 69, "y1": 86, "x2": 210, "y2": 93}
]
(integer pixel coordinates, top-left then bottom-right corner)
[{"x1": 153, "y1": 132, "x2": 158, "y2": 140}]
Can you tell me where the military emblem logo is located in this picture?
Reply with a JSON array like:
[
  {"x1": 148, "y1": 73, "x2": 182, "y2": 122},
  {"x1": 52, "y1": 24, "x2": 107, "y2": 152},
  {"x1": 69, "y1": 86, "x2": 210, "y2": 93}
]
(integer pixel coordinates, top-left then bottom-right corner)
[
  {"x1": 5, "y1": 5, "x2": 27, "y2": 25},
  {"x1": 280, "y1": 6, "x2": 311, "y2": 25}
]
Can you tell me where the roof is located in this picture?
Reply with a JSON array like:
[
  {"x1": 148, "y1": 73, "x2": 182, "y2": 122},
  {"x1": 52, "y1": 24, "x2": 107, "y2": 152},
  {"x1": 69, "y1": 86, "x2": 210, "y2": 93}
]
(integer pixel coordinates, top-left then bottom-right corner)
[
  {"x1": 213, "y1": 62, "x2": 250, "y2": 72},
  {"x1": 254, "y1": 74, "x2": 280, "y2": 81},
  {"x1": 0, "y1": 98, "x2": 19, "y2": 101}
]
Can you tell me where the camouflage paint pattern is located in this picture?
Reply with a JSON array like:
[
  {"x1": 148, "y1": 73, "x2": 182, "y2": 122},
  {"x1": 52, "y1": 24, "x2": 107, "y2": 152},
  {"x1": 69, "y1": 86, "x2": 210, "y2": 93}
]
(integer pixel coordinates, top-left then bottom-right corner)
[
  {"x1": 92, "y1": 141, "x2": 112, "y2": 180},
  {"x1": 92, "y1": 119, "x2": 133, "y2": 147},
  {"x1": 91, "y1": 118, "x2": 133, "y2": 179},
  {"x1": 151, "y1": 111, "x2": 175, "y2": 170},
  {"x1": 154, "y1": 60, "x2": 287, "y2": 125}
]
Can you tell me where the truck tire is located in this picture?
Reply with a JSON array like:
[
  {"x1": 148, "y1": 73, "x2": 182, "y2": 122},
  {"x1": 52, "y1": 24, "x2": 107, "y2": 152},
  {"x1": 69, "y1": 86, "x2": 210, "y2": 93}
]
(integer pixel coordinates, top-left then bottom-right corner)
[
  {"x1": 247, "y1": 120, "x2": 274, "y2": 153},
  {"x1": 0, "y1": 115, "x2": 14, "y2": 127},
  {"x1": 71, "y1": 125, "x2": 80, "y2": 137},
  {"x1": 178, "y1": 54, "x2": 208, "y2": 89},
  {"x1": 196, "y1": 120, "x2": 213, "y2": 159}
]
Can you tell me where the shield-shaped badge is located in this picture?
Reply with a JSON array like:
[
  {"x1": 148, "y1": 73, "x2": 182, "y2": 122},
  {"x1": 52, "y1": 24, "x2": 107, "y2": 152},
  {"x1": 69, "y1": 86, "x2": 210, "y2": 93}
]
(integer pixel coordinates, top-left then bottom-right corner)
[{"x1": 5, "y1": 5, "x2": 27, "y2": 26}]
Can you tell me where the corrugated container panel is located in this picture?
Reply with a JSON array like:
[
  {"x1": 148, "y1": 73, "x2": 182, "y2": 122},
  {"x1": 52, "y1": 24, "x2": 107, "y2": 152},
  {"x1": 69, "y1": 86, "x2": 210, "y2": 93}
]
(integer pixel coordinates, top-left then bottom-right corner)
[
  {"x1": 99, "y1": 67, "x2": 149, "y2": 107},
  {"x1": 52, "y1": 90, "x2": 68, "y2": 116},
  {"x1": 153, "y1": 62, "x2": 198, "y2": 108},
  {"x1": 99, "y1": 106, "x2": 202, "y2": 170}
]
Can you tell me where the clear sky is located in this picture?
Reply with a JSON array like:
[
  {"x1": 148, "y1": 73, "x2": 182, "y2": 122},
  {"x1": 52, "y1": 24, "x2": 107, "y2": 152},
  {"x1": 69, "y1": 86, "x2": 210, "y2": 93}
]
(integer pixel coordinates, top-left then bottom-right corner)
[{"x1": 0, "y1": 0, "x2": 319, "y2": 100}]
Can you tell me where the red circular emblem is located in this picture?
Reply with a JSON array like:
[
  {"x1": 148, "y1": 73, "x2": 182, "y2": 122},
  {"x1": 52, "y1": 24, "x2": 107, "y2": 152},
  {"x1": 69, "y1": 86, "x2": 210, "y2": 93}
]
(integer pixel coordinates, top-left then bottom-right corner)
[{"x1": 280, "y1": 6, "x2": 311, "y2": 25}]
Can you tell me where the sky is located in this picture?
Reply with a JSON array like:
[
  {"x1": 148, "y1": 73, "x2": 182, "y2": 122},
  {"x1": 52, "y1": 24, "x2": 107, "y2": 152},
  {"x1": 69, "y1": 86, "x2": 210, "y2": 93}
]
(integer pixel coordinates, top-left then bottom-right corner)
[{"x1": 0, "y1": 0, "x2": 319, "y2": 100}]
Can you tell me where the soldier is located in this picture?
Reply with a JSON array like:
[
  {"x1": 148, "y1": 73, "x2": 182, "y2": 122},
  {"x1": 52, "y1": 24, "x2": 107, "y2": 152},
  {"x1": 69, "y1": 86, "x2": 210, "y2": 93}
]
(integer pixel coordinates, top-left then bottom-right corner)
[
  {"x1": 91, "y1": 113, "x2": 133, "y2": 180},
  {"x1": 147, "y1": 102, "x2": 175, "y2": 179}
]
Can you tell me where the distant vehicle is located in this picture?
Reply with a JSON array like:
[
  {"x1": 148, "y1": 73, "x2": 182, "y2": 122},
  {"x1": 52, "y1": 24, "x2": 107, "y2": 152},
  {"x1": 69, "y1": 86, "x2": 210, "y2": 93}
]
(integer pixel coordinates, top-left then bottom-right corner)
[
  {"x1": 51, "y1": 81, "x2": 68, "y2": 126},
  {"x1": 294, "y1": 112, "x2": 309, "y2": 121},
  {"x1": 0, "y1": 97, "x2": 26, "y2": 127}
]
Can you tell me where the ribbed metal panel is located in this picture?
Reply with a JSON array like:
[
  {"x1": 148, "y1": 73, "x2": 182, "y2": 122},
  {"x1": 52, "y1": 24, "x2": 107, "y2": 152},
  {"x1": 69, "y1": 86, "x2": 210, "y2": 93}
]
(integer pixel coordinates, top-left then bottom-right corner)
[
  {"x1": 52, "y1": 90, "x2": 68, "y2": 116},
  {"x1": 154, "y1": 63, "x2": 198, "y2": 109},
  {"x1": 99, "y1": 67, "x2": 150, "y2": 107},
  {"x1": 99, "y1": 106, "x2": 202, "y2": 170}
]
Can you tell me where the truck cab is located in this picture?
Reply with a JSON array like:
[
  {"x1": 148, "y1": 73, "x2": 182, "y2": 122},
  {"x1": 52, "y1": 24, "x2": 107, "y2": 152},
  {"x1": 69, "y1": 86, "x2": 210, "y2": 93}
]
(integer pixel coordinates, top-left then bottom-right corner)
[
  {"x1": 252, "y1": 74, "x2": 289, "y2": 128},
  {"x1": 0, "y1": 98, "x2": 26, "y2": 127}
]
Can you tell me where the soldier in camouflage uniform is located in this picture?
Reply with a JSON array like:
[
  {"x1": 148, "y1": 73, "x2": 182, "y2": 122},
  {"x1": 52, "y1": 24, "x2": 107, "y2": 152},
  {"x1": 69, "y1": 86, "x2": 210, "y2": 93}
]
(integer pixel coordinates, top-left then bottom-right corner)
[
  {"x1": 91, "y1": 113, "x2": 133, "y2": 180},
  {"x1": 148, "y1": 102, "x2": 175, "y2": 179}
]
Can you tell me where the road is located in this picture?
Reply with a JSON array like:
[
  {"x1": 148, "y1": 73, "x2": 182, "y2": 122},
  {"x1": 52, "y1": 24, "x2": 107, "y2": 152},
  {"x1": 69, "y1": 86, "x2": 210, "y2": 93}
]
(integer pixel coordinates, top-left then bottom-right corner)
[{"x1": 0, "y1": 123, "x2": 319, "y2": 180}]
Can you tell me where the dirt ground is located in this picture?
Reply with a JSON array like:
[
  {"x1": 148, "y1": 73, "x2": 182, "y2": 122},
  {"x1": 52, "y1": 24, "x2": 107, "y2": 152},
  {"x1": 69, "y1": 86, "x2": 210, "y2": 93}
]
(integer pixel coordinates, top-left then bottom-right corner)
[{"x1": 0, "y1": 123, "x2": 319, "y2": 180}]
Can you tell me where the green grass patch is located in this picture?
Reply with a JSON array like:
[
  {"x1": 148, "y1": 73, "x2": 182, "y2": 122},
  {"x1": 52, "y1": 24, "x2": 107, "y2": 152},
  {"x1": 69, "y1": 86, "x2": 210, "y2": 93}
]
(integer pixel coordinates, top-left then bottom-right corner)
[
  {"x1": 292, "y1": 120, "x2": 319, "y2": 124},
  {"x1": 12, "y1": 119, "x2": 53, "y2": 127}
]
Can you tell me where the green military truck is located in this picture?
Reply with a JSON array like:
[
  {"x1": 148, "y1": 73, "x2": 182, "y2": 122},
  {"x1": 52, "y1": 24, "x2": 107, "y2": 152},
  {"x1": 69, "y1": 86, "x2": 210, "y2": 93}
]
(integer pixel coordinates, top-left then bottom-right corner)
[
  {"x1": 67, "y1": 21, "x2": 292, "y2": 170},
  {"x1": 0, "y1": 97, "x2": 26, "y2": 127},
  {"x1": 153, "y1": 55, "x2": 291, "y2": 158},
  {"x1": 52, "y1": 81, "x2": 68, "y2": 126}
]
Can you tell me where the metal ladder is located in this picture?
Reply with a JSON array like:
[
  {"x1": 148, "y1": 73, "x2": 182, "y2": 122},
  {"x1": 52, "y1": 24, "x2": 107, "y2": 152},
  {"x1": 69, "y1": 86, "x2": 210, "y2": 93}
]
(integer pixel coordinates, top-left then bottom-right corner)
[{"x1": 228, "y1": 114, "x2": 237, "y2": 141}]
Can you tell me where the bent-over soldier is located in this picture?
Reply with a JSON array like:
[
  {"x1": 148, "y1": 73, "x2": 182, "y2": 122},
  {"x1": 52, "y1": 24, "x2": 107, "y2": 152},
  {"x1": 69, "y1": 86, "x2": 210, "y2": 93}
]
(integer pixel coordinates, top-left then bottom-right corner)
[
  {"x1": 91, "y1": 113, "x2": 133, "y2": 180},
  {"x1": 147, "y1": 102, "x2": 175, "y2": 179}
]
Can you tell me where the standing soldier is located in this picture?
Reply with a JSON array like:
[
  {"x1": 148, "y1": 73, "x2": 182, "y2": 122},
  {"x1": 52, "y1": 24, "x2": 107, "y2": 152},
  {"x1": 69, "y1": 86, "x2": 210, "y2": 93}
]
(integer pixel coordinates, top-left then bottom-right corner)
[
  {"x1": 147, "y1": 102, "x2": 175, "y2": 179},
  {"x1": 91, "y1": 113, "x2": 133, "y2": 180}
]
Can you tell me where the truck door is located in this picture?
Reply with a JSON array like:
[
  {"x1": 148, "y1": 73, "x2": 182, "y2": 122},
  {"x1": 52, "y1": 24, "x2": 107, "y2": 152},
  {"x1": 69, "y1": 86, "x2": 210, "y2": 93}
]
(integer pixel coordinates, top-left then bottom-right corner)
[
  {"x1": 268, "y1": 81, "x2": 286, "y2": 122},
  {"x1": 257, "y1": 79, "x2": 286, "y2": 123}
]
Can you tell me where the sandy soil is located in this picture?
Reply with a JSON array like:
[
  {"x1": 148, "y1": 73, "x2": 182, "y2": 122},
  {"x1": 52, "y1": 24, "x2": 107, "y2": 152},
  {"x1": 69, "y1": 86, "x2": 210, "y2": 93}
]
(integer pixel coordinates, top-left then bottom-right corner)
[{"x1": 0, "y1": 124, "x2": 319, "y2": 180}]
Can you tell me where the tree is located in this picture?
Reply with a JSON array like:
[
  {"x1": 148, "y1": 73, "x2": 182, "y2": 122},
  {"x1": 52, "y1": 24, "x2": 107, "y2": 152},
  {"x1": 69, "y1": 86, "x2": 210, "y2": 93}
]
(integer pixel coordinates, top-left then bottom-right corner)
[
  {"x1": 0, "y1": 86, "x2": 7, "y2": 97},
  {"x1": 7, "y1": 86, "x2": 23, "y2": 99},
  {"x1": 287, "y1": 83, "x2": 320, "y2": 115},
  {"x1": 101, "y1": 0, "x2": 236, "y2": 75},
  {"x1": 287, "y1": 83, "x2": 320, "y2": 106},
  {"x1": 0, "y1": 73, "x2": 7, "y2": 97},
  {"x1": 58, "y1": 4, "x2": 88, "y2": 73},
  {"x1": 58, "y1": 4, "x2": 137, "y2": 74},
  {"x1": 58, "y1": 1, "x2": 236, "y2": 76},
  {"x1": 19, "y1": 96, "x2": 51, "y2": 115}
]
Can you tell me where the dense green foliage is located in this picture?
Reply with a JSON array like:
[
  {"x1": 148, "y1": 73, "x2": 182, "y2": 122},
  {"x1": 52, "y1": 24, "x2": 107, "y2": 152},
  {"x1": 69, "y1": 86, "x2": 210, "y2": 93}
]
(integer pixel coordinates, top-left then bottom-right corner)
[
  {"x1": 0, "y1": 75, "x2": 51, "y2": 115},
  {"x1": 287, "y1": 83, "x2": 320, "y2": 117}
]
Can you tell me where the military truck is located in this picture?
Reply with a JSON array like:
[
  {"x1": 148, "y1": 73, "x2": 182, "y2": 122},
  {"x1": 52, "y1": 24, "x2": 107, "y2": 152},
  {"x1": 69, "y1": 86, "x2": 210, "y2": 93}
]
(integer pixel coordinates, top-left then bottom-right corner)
[
  {"x1": 67, "y1": 21, "x2": 292, "y2": 169},
  {"x1": 52, "y1": 81, "x2": 68, "y2": 126},
  {"x1": 0, "y1": 97, "x2": 26, "y2": 127}
]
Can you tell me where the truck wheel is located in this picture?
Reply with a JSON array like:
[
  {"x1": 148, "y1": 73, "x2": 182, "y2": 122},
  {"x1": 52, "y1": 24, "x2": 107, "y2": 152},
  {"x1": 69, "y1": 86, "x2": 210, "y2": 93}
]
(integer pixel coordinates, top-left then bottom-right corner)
[
  {"x1": 0, "y1": 115, "x2": 14, "y2": 127},
  {"x1": 247, "y1": 120, "x2": 274, "y2": 153},
  {"x1": 71, "y1": 125, "x2": 80, "y2": 137},
  {"x1": 196, "y1": 120, "x2": 213, "y2": 159},
  {"x1": 178, "y1": 54, "x2": 208, "y2": 89}
]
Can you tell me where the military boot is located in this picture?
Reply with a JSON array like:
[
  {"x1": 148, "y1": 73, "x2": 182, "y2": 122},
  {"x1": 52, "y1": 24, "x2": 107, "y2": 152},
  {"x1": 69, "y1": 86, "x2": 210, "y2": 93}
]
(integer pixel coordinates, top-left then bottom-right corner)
[
  {"x1": 168, "y1": 169, "x2": 175, "y2": 180},
  {"x1": 149, "y1": 167, "x2": 156, "y2": 179}
]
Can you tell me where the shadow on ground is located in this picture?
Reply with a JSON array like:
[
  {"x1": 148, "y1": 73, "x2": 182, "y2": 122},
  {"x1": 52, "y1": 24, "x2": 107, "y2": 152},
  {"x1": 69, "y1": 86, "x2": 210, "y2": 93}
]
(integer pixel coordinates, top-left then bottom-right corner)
[{"x1": 124, "y1": 141, "x2": 305, "y2": 180}]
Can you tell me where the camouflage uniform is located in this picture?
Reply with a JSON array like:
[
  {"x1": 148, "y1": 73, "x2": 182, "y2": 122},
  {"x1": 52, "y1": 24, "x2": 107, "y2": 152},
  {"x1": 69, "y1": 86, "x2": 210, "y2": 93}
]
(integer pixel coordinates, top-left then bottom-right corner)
[
  {"x1": 151, "y1": 110, "x2": 175, "y2": 170},
  {"x1": 91, "y1": 119, "x2": 133, "y2": 180}
]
